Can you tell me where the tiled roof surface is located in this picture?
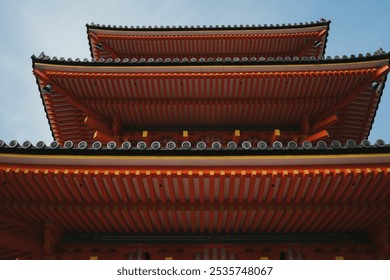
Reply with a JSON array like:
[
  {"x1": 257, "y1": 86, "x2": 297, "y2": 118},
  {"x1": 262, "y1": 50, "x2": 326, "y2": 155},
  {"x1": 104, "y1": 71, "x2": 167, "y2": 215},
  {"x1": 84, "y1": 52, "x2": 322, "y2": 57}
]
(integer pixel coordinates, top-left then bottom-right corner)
[
  {"x1": 31, "y1": 52, "x2": 390, "y2": 145},
  {"x1": 32, "y1": 49, "x2": 389, "y2": 66},
  {"x1": 86, "y1": 19, "x2": 330, "y2": 31}
]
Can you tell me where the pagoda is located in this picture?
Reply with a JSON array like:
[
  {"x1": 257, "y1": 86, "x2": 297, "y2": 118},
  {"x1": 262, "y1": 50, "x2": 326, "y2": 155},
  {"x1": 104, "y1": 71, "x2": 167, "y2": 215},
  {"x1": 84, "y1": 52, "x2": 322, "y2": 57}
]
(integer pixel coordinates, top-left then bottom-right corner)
[{"x1": 1, "y1": 19, "x2": 390, "y2": 260}]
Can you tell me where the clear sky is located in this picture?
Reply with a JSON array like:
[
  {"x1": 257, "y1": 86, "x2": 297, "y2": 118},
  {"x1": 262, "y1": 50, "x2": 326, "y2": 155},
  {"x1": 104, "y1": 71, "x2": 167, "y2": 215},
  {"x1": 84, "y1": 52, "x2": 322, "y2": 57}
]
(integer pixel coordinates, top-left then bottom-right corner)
[{"x1": 0, "y1": 0, "x2": 389, "y2": 144}]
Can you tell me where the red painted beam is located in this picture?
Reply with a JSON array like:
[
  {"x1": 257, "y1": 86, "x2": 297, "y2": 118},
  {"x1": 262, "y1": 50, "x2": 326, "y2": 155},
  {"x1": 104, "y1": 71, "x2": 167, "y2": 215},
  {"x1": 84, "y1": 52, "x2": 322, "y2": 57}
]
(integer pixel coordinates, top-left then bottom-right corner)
[{"x1": 310, "y1": 114, "x2": 339, "y2": 134}]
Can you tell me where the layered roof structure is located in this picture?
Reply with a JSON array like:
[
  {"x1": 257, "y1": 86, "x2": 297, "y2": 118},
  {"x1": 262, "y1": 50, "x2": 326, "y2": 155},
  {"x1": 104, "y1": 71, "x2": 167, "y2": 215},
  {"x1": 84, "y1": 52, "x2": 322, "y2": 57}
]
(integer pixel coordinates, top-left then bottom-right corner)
[
  {"x1": 0, "y1": 19, "x2": 390, "y2": 260},
  {"x1": 32, "y1": 52, "x2": 390, "y2": 145},
  {"x1": 86, "y1": 20, "x2": 330, "y2": 60}
]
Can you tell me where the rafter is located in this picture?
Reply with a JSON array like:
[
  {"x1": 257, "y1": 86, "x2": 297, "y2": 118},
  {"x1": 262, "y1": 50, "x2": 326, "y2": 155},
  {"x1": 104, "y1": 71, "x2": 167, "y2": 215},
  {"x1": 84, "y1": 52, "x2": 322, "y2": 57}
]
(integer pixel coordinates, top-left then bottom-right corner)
[
  {"x1": 33, "y1": 69, "x2": 108, "y2": 125},
  {"x1": 314, "y1": 64, "x2": 390, "y2": 123},
  {"x1": 297, "y1": 29, "x2": 327, "y2": 57},
  {"x1": 84, "y1": 116, "x2": 113, "y2": 136},
  {"x1": 89, "y1": 32, "x2": 121, "y2": 59},
  {"x1": 3, "y1": 200, "x2": 389, "y2": 213},
  {"x1": 302, "y1": 129, "x2": 329, "y2": 143},
  {"x1": 310, "y1": 115, "x2": 339, "y2": 134}
]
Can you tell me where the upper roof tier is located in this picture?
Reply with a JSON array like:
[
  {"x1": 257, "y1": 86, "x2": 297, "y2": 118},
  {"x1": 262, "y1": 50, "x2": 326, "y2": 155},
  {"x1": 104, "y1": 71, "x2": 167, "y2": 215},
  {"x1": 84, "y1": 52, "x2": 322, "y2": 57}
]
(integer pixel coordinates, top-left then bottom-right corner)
[
  {"x1": 32, "y1": 52, "x2": 390, "y2": 145},
  {"x1": 86, "y1": 20, "x2": 330, "y2": 60}
]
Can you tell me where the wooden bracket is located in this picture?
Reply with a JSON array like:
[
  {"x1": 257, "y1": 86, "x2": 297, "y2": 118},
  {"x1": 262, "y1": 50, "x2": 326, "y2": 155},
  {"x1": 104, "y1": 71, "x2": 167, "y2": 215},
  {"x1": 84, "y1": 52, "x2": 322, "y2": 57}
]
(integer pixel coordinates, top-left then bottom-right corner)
[
  {"x1": 271, "y1": 129, "x2": 281, "y2": 143},
  {"x1": 33, "y1": 69, "x2": 108, "y2": 124},
  {"x1": 142, "y1": 130, "x2": 151, "y2": 145},
  {"x1": 93, "y1": 130, "x2": 120, "y2": 144},
  {"x1": 310, "y1": 114, "x2": 339, "y2": 134},
  {"x1": 233, "y1": 130, "x2": 241, "y2": 142},
  {"x1": 297, "y1": 29, "x2": 327, "y2": 57},
  {"x1": 315, "y1": 64, "x2": 390, "y2": 122},
  {"x1": 84, "y1": 116, "x2": 113, "y2": 136},
  {"x1": 303, "y1": 129, "x2": 329, "y2": 143},
  {"x1": 89, "y1": 32, "x2": 121, "y2": 59}
]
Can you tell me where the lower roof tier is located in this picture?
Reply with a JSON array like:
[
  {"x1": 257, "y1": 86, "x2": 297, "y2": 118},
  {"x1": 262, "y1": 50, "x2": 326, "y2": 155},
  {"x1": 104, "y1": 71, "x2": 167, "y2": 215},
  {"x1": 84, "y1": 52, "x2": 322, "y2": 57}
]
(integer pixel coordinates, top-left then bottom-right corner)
[
  {"x1": 0, "y1": 150, "x2": 389, "y2": 234},
  {"x1": 87, "y1": 20, "x2": 329, "y2": 60},
  {"x1": 1, "y1": 149, "x2": 390, "y2": 259},
  {"x1": 32, "y1": 53, "x2": 390, "y2": 144}
]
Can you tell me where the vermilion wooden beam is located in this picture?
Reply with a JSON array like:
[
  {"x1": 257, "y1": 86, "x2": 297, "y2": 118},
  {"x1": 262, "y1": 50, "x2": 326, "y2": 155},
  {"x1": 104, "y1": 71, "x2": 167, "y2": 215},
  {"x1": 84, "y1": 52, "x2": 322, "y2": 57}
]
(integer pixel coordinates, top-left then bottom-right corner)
[
  {"x1": 314, "y1": 65, "x2": 390, "y2": 123},
  {"x1": 303, "y1": 170, "x2": 321, "y2": 203},
  {"x1": 135, "y1": 171, "x2": 148, "y2": 204},
  {"x1": 216, "y1": 210, "x2": 224, "y2": 233},
  {"x1": 303, "y1": 129, "x2": 329, "y2": 143},
  {"x1": 188, "y1": 171, "x2": 195, "y2": 204},
  {"x1": 145, "y1": 171, "x2": 157, "y2": 203},
  {"x1": 33, "y1": 69, "x2": 108, "y2": 125},
  {"x1": 266, "y1": 171, "x2": 277, "y2": 203},
  {"x1": 209, "y1": 171, "x2": 215, "y2": 203},
  {"x1": 218, "y1": 171, "x2": 226, "y2": 204},
  {"x1": 190, "y1": 209, "x2": 196, "y2": 232},
  {"x1": 271, "y1": 129, "x2": 281, "y2": 143},
  {"x1": 227, "y1": 171, "x2": 236, "y2": 203},
  {"x1": 247, "y1": 171, "x2": 258, "y2": 204},
  {"x1": 93, "y1": 130, "x2": 120, "y2": 144},
  {"x1": 359, "y1": 168, "x2": 383, "y2": 202},
  {"x1": 199, "y1": 210, "x2": 205, "y2": 234},
  {"x1": 297, "y1": 29, "x2": 327, "y2": 57},
  {"x1": 127, "y1": 210, "x2": 147, "y2": 232},
  {"x1": 177, "y1": 171, "x2": 186, "y2": 204},
  {"x1": 369, "y1": 168, "x2": 390, "y2": 203},
  {"x1": 276, "y1": 170, "x2": 289, "y2": 203},
  {"x1": 295, "y1": 170, "x2": 310, "y2": 203},
  {"x1": 313, "y1": 170, "x2": 331, "y2": 203},
  {"x1": 233, "y1": 130, "x2": 240, "y2": 142},
  {"x1": 170, "y1": 209, "x2": 180, "y2": 233},
  {"x1": 179, "y1": 208, "x2": 188, "y2": 233},
  {"x1": 198, "y1": 171, "x2": 205, "y2": 204},
  {"x1": 84, "y1": 116, "x2": 113, "y2": 136},
  {"x1": 310, "y1": 114, "x2": 339, "y2": 134}
]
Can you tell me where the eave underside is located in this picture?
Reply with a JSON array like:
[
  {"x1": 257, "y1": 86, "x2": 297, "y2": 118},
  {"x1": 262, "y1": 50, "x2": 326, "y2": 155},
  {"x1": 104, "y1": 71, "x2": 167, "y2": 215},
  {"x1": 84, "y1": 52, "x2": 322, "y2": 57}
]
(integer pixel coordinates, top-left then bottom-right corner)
[
  {"x1": 32, "y1": 58, "x2": 390, "y2": 145},
  {"x1": 87, "y1": 22, "x2": 329, "y2": 60},
  {"x1": 0, "y1": 152, "x2": 389, "y2": 259}
]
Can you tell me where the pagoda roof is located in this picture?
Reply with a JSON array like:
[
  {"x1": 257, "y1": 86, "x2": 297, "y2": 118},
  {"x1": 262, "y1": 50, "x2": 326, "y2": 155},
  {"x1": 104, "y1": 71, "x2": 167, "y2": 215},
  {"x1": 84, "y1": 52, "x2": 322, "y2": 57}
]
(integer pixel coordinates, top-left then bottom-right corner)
[
  {"x1": 0, "y1": 148, "x2": 389, "y2": 257},
  {"x1": 32, "y1": 52, "x2": 390, "y2": 145},
  {"x1": 0, "y1": 138, "x2": 389, "y2": 156},
  {"x1": 86, "y1": 19, "x2": 330, "y2": 60}
]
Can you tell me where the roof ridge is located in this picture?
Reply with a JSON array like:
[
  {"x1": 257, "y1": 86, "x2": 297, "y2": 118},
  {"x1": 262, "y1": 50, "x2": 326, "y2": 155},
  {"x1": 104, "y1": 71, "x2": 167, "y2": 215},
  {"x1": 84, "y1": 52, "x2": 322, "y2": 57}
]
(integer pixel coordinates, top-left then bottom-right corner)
[
  {"x1": 1, "y1": 139, "x2": 388, "y2": 152},
  {"x1": 31, "y1": 51, "x2": 390, "y2": 66},
  {"x1": 86, "y1": 19, "x2": 330, "y2": 31}
]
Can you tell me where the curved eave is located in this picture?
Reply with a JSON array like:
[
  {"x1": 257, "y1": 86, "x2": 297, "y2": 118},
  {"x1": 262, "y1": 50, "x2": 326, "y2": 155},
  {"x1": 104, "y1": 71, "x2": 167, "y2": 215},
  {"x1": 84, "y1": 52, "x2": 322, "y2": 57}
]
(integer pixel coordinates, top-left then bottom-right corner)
[
  {"x1": 31, "y1": 57, "x2": 56, "y2": 143},
  {"x1": 86, "y1": 20, "x2": 330, "y2": 32},
  {"x1": 1, "y1": 147, "x2": 390, "y2": 167},
  {"x1": 32, "y1": 51, "x2": 390, "y2": 69},
  {"x1": 31, "y1": 54, "x2": 390, "y2": 144},
  {"x1": 367, "y1": 73, "x2": 388, "y2": 139},
  {"x1": 86, "y1": 20, "x2": 330, "y2": 60}
]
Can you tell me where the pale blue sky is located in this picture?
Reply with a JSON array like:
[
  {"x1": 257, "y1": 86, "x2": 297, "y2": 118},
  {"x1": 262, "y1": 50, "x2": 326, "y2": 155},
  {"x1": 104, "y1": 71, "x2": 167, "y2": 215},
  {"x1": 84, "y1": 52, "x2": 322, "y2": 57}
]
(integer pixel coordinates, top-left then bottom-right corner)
[{"x1": 0, "y1": 0, "x2": 389, "y2": 144}]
